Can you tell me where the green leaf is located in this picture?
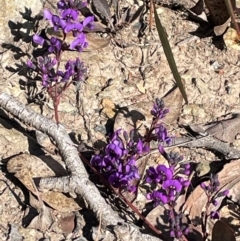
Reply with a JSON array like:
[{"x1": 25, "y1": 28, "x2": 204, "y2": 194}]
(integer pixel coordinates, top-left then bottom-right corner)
[{"x1": 153, "y1": 4, "x2": 188, "y2": 104}]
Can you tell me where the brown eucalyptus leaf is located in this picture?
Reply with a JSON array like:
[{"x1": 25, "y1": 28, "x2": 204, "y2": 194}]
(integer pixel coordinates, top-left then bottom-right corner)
[
  {"x1": 204, "y1": 0, "x2": 232, "y2": 26},
  {"x1": 7, "y1": 154, "x2": 83, "y2": 212},
  {"x1": 215, "y1": 161, "x2": 240, "y2": 204},
  {"x1": 212, "y1": 220, "x2": 236, "y2": 241},
  {"x1": 189, "y1": 114, "x2": 240, "y2": 143},
  {"x1": 92, "y1": 0, "x2": 115, "y2": 30},
  {"x1": 58, "y1": 213, "x2": 76, "y2": 234}
]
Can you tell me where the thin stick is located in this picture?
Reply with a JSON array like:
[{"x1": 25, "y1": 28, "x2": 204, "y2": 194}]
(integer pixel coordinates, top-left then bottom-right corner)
[{"x1": 149, "y1": 0, "x2": 154, "y2": 32}]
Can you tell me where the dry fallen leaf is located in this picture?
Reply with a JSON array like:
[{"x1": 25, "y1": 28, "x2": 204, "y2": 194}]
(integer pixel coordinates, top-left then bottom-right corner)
[
  {"x1": 212, "y1": 220, "x2": 236, "y2": 241},
  {"x1": 58, "y1": 213, "x2": 76, "y2": 234},
  {"x1": 189, "y1": 114, "x2": 240, "y2": 143},
  {"x1": 7, "y1": 154, "x2": 83, "y2": 212}
]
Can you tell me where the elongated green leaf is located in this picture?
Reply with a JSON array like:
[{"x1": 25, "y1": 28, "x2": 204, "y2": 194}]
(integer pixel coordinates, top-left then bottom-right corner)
[{"x1": 153, "y1": 4, "x2": 188, "y2": 104}]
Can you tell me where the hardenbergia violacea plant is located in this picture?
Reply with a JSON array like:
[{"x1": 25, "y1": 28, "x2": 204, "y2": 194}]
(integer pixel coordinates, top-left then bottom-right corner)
[
  {"x1": 24, "y1": 0, "x2": 231, "y2": 239},
  {"x1": 200, "y1": 174, "x2": 229, "y2": 240},
  {"x1": 27, "y1": 0, "x2": 94, "y2": 124},
  {"x1": 89, "y1": 97, "x2": 230, "y2": 240}
]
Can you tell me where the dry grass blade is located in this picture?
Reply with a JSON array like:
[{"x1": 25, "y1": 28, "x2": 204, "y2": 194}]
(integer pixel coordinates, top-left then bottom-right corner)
[{"x1": 153, "y1": 3, "x2": 188, "y2": 104}]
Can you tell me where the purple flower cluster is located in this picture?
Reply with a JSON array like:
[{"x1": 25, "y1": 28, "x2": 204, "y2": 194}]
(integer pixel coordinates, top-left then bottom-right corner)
[
  {"x1": 169, "y1": 212, "x2": 189, "y2": 238},
  {"x1": 91, "y1": 98, "x2": 191, "y2": 238},
  {"x1": 28, "y1": 56, "x2": 86, "y2": 87},
  {"x1": 200, "y1": 174, "x2": 229, "y2": 219},
  {"x1": 151, "y1": 98, "x2": 172, "y2": 146},
  {"x1": 91, "y1": 129, "x2": 150, "y2": 193},
  {"x1": 27, "y1": 0, "x2": 93, "y2": 87},
  {"x1": 145, "y1": 161, "x2": 190, "y2": 205},
  {"x1": 145, "y1": 158, "x2": 190, "y2": 238},
  {"x1": 34, "y1": 0, "x2": 94, "y2": 53},
  {"x1": 145, "y1": 98, "x2": 191, "y2": 238},
  {"x1": 151, "y1": 98, "x2": 169, "y2": 120}
]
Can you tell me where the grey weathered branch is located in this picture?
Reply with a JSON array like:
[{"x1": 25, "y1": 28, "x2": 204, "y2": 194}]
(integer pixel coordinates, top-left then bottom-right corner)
[
  {"x1": 150, "y1": 135, "x2": 240, "y2": 160},
  {"x1": 0, "y1": 92, "x2": 163, "y2": 241}
]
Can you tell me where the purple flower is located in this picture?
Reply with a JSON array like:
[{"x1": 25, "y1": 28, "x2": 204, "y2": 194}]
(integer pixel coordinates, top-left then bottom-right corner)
[
  {"x1": 73, "y1": 57, "x2": 87, "y2": 81},
  {"x1": 145, "y1": 167, "x2": 159, "y2": 183},
  {"x1": 82, "y1": 16, "x2": 94, "y2": 30},
  {"x1": 90, "y1": 155, "x2": 105, "y2": 167},
  {"x1": 57, "y1": 0, "x2": 87, "y2": 10},
  {"x1": 151, "y1": 98, "x2": 169, "y2": 119},
  {"x1": 201, "y1": 174, "x2": 221, "y2": 194},
  {"x1": 38, "y1": 56, "x2": 57, "y2": 73},
  {"x1": 61, "y1": 8, "x2": 78, "y2": 22},
  {"x1": 105, "y1": 143, "x2": 123, "y2": 161},
  {"x1": 156, "y1": 165, "x2": 173, "y2": 181},
  {"x1": 42, "y1": 74, "x2": 49, "y2": 87},
  {"x1": 64, "y1": 57, "x2": 86, "y2": 82},
  {"x1": 64, "y1": 22, "x2": 83, "y2": 36},
  {"x1": 155, "y1": 124, "x2": 171, "y2": 145},
  {"x1": 48, "y1": 37, "x2": 62, "y2": 55},
  {"x1": 145, "y1": 165, "x2": 173, "y2": 184},
  {"x1": 218, "y1": 190, "x2": 229, "y2": 197},
  {"x1": 212, "y1": 199, "x2": 218, "y2": 206},
  {"x1": 57, "y1": 0, "x2": 68, "y2": 10},
  {"x1": 124, "y1": 157, "x2": 140, "y2": 180},
  {"x1": 58, "y1": 68, "x2": 72, "y2": 82},
  {"x1": 165, "y1": 151, "x2": 183, "y2": 167},
  {"x1": 33, "y1": 34, "x2": 45, "y2": 45},
  {"x1": 210, "y1": 211, "x2": 220, "y2": 219},
  {"x1": 108, "y1": 171, "x2": 128, "y2": 189},
  {"x1": 146, "y1": 190, "x2": 169, "y2": 205},
  {"x1": 44, "y1": 10, "x2": 66, "y2": 31},
  {"x1": 70, "y1": 32, "x2": 88, "y2": 52},
  {"x1": 27, "y1": 60, "x2": 36, "y2": 70},
  {"x1": 107, "y1": 158, "x2": 139, "y2": 192},
  {"x1": 130, "y1": 138, "x2": 150, "y2": 155},
  {"x1": 105, "y1": 132, "x2": 127, "y2": 161},
  {"x1": 200, "y1": 182, "x2": 207, "y2": 190},
  {"x1": 177, "y1": 177, "x2": 190, "y2": 187},
  {"x1": 162, "y1": 179, "x2": 183, "y2": 200}
]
